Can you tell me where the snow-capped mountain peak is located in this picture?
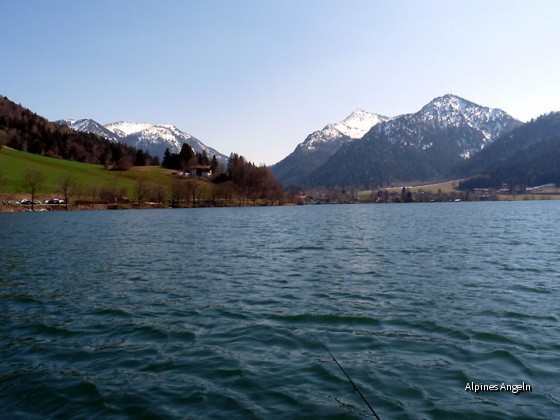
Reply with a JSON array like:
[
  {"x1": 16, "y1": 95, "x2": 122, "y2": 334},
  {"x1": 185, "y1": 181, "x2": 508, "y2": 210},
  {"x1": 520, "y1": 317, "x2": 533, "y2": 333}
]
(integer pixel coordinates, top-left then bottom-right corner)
[
  {"x1": 104, "y1": 121, "x2": 154, "y2": 137},
  {"x1": 301, "y1": 109, "x2": 389, "y2": 151},
  {"x1": 273, "y1": 94, "x2": 523, "y2": 187},
  {"x1": 58, "y1": 118, "x2": 228, "y2": 164},
  {"x1": 425, "y1": 93, "x2": 471, "y2": 111},
  {"x1": 368, "y1": 94, "x2": 522, "y2": 158},
  {"x1": 418, "y1": 94, "x2": 515, "y2": 143},
  {"x1": 332, "y1": 109, "x2": 390, "y2": 139},
  {"x1": 104, "y1": 121, "x2": 227, "y2": 164},
  {"x1": 57, "y1": 118, "x2": 120, "y2": 142}
]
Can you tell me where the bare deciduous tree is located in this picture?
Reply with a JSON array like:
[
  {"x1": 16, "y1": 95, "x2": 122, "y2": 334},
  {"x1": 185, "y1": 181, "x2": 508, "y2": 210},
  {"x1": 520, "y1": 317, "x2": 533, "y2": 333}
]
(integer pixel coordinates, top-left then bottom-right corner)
[
  {"x1": 135, "y1": 179, "x2": 149, "y2": 205},
  {"x1": 23, "y1": 168, "x2": 44, "y2": 211},
  {"x1": 56, "y1": 174, "x2": 81, "y2": 210},
  {"x1": 170, "y1": 179, "x2": 187, "y2": 208},
  {"x1": 151, "y1": 184, "x2": 167, "y2": 208}
]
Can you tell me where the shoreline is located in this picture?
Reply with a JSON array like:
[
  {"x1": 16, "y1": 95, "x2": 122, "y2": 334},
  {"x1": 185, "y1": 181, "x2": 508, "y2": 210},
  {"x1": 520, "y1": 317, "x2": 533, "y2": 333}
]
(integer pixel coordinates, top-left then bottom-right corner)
[{"x1": 1, "y1": 195, "x2": 559, "y2": 213}]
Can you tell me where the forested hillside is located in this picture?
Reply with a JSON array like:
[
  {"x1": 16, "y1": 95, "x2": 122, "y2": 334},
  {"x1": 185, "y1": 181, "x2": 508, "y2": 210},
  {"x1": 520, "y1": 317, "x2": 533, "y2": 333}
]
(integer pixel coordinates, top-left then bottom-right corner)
[
  {"x1": 0, "y1": 95, "x2": 158, "y2": 169},
  {"x1": 292, "y1": 94, "x2": 521, "y2": 189},
  {"x1": 457, "y1": 112, "x2": 560, "y2": 189},
  {"x1": 0, "y1": 95, "x2": 285, "y2": 209}
]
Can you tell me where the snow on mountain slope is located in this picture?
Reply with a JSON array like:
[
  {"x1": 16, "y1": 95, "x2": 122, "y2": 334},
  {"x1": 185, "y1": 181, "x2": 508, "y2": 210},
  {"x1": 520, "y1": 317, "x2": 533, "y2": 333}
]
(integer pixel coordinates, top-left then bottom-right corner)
[
  {"x1": 57, "y1": 118, "x2": 120, "y2": 142},
  {"x1": 417, "y1": 94, "x2": 517, "y2": 144},
  {"x1": 59, "y1": 119, "x2": 228, "y2": 164},
  {"x1": 104, "y1": 121, "x2": 154, "y2": 138},
  {"x1": 272, "y1": 109, "x2": 390, "y2": 186},
  {"x1": 303, "y1": 94, "x2": 523, "y2": 188},
  {"x1": 332, "y1": 109, "x2": 390, "y2": 138},
  {"x1": 107, "y1": 122, "x2": 227, "y2": 164},
  {"x1": 105, "y1": 121, "x2": 192, "y2": 149},
  {"x1": 371, "y1": 94, "x2": 522, "y2": 157},
  {"x1": 302, "y1": 109, "x2": 390, "y2": 151}
]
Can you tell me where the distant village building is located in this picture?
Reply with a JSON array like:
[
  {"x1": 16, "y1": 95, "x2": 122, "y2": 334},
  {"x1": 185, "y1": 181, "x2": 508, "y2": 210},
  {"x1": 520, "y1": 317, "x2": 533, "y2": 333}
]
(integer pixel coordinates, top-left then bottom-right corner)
[
  {"x1": 189, "y1": 165, "x2": 212, "y2": 178},
  {"x1": 526, "y1": 183, "x2": 556, "y2": 191}
]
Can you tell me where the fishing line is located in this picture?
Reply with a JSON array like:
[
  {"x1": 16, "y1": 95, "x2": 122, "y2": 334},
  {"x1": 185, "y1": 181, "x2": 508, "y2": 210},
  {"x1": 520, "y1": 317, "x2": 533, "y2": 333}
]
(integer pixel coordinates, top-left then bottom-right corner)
[{"x1": 312, "y1": 334, "x2": 381, "y2": 419}]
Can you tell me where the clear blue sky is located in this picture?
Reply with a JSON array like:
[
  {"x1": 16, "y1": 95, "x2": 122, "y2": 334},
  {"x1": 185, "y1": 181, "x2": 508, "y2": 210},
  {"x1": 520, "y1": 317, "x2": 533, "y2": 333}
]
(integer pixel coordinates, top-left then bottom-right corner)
[{"x1": 2, "y1": 0, "x2": 559, "y2": 164}]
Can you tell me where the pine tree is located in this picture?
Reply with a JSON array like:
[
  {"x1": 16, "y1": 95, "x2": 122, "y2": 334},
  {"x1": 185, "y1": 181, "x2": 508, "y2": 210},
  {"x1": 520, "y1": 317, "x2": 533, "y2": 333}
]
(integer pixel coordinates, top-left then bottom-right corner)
[
  {"x1": 179, "y1": 143, "x2": 194, "y2": 170},
  {"x1": 211, "y1": 155, "x2": 218, "y2": 172},
  {"x1": 135, "y1": 149, "x2": 147, "y2": 166},
  {"x1": 162, "y1": 148, "x2": 172, "y2": 168},
  {"x1": 23, "y1": 168, "x2": 44, "y2": 211}
]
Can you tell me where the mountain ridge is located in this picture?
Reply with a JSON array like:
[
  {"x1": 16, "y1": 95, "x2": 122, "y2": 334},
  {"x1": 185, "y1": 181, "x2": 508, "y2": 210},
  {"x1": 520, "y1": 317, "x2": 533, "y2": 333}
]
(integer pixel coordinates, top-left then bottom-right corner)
[
  {"x1": 58, "y1": 118, "x2": 229, "y2": 166},
  {"x1": 272, "y1": 109, "x2": 389, "y2": 186},
  {"x1": 302, "y1": 94, "x2": 522, "y2": 188},
  {"x1": 456, "y1": 112, "x2": 560, "y2": 189},
  {"x1": 0, "y1": 96, "x2": 158, "y2": 167}
]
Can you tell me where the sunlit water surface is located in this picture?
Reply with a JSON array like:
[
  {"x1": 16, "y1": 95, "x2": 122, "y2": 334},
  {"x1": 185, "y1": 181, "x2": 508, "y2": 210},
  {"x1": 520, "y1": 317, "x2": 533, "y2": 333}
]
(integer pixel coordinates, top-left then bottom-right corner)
[{"x1": 1, "y1": 201, "x2": 559, "y2": 418}]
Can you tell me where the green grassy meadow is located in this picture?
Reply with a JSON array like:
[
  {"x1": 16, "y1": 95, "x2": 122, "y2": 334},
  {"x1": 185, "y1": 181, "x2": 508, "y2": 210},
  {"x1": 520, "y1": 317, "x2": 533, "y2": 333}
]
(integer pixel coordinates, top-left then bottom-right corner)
[
  {"x1": 357, "y1": 180, "x2": 461, "y2": 200},
  {"x1": 0, "y1": 147, "x2": 171, "y2": 197}
]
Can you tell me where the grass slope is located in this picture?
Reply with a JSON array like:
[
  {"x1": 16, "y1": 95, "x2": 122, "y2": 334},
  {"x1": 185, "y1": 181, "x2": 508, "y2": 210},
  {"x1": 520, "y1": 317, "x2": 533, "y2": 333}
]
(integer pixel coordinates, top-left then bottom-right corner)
[
  {"x1": 0, "y1": 147, "x2": 170, "y2": 196},
  {"x1": 357, "y1": 179, "x2": 460, "y2": 199}
]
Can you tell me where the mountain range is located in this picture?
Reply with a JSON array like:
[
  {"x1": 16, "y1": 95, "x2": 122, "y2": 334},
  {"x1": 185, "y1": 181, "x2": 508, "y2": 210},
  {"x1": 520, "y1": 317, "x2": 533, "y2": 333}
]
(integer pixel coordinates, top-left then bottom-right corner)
[
  {"x1": 0, "y1": 95, "x2": 158, "y2": 168},
  {"x1": 455, "y1": 111, "x2": 560, "y2": 189},
  {"x1": 272, "y1": 109, "x2": 389, "y2": 186},
  {"x1": 58, "y1": 119, "x2": 229, "y2": 166},
  {"x1": 273, "y1": 94, "x2": 523, "y2": 188},
  {"x1": 5, "y1": 91, "x2": 559, "y2": 192}
]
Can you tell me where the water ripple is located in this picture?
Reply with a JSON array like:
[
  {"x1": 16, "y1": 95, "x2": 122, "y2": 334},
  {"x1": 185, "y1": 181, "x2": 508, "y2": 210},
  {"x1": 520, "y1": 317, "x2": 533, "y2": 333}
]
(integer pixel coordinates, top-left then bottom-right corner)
[{"x1": 1, "y1": 202, "x2": 560, "y2": 418}]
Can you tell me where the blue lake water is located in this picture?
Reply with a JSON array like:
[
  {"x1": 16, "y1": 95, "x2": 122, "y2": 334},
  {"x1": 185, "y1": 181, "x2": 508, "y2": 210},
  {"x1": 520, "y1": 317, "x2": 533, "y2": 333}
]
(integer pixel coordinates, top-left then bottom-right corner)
[{"x1": 1, "y1": 201, "x2": 560, "y2": 418}]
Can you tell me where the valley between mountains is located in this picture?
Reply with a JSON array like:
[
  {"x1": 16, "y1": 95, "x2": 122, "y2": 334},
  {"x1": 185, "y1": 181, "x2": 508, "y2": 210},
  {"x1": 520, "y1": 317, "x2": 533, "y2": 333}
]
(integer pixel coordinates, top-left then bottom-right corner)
[
  {"x1": 3, "y1": 93, "x2": 560, "y2": 206},
  {"x1": 56, "y1": 93, "x2": 560, "y2": 192}
]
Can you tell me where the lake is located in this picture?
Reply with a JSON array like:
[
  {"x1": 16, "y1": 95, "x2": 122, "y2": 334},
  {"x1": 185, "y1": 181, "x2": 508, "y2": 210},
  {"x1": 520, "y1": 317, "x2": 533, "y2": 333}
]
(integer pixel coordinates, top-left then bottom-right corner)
[{"x1": 1, "y1": 202, "x2": 559, "y2": 418}]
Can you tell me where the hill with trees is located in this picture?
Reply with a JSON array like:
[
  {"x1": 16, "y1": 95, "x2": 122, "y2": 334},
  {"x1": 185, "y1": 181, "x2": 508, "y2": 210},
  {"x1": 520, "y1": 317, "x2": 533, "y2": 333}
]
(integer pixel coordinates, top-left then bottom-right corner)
[
  {"x1": 272, "y1": 109, "x2": 389, "y2": 187},
  {"x1": 456, "y1": 112, "x2": 560, "y2": 190},
  {"x1": 0, "y1": 95, "x2": 284, "y2": 210},
  {"x1": 292, "y1": 95, "x2": 521, "y2": 189},
  {"x1": 0, "y1": 95, "x2": 159, "y2": 169}
]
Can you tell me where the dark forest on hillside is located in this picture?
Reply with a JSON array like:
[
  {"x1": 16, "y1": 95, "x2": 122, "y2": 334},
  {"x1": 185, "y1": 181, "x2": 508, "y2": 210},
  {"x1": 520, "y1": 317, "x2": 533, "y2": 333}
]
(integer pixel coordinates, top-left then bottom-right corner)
[
  {"x1": 0, "y1": 96, "x2": 159, "y2": 169},
  {"x1": 457, "y1": 113, "x2": 560, "y2": 190}
]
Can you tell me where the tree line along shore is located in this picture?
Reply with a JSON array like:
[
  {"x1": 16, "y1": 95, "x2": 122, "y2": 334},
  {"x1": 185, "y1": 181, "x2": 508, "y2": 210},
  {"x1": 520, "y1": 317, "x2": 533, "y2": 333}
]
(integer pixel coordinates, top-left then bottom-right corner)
[{"x1": 0, "y1": 147, "x2": 285, "y2": 212}]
